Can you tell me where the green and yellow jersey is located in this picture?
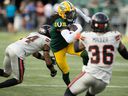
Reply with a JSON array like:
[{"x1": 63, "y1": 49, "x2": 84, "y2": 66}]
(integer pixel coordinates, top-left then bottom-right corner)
[{"x1": 50, "y1": 16, "x2": 71, "y2": 52}]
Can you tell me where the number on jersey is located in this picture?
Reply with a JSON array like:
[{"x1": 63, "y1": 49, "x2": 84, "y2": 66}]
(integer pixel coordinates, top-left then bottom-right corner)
[
  {"x1": 89, "y1": 45, "x2": 114, "y2": 65},
  {"x1": 25, "y1": 36, "x2": 39, "y2": 44}
]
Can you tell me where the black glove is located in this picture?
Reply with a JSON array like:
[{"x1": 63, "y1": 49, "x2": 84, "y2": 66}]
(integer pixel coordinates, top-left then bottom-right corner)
[{"x1": 50, "y1": 69, "x2": 57, "y2": 77}]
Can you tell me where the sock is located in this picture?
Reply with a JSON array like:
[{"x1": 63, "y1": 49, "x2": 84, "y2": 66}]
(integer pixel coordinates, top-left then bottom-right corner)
[
  {"x1": 63, "y1": 72, "x2": 70, "y2": 86},
  {"x1": 64, "y1": 88, "x2": 76, "y2": 96},
  {"x1": 80, "y1": 50, "x2": 89, "y2": 66},
  {"x1": 86, "y1": 91, "x2": 95, "y2": 96},
  {"x1": 0, "y1": 78, "x2": 19, "y2": 88},
  {"x1": 0, "y1": 69, "x2": 4, "y2": 76}
]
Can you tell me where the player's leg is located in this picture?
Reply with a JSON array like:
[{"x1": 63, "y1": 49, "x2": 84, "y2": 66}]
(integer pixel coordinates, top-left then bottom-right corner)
[
  {"x1": 68, "y1": 72, "x2": 89, "y2": 95},
  {"x1": 0, "y1": 50, "x2": 25, "y2": 88},
  {"x1": 65, "y1": 72, "x2": 92, "y2": 96},
  {"x1": 11, "y1": 57, "x2": 25, "y2": 84},
  {"x1": 85, "y1": 78, "x2": 107, "y2": 96},
  {"x1": 0, "y1": 47, "x2": 12, "y2": 77},
  {"x1": 67, "y1": 43, "x2": 88, "y2": 66},
  {"x1": 54, "y1": 48, "x2": 70, "y2": 86}
]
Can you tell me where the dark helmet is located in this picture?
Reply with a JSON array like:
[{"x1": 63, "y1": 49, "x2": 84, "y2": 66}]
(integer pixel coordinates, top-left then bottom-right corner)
[
  {"x1": 38, "y1": 25, "x2": 51, "y2": 38},
  {"x1": 91, "y1": 12, "x2": 110, "y2": 32}
]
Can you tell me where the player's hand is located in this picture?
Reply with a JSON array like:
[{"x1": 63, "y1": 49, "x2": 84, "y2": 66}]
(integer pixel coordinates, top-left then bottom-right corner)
[
  {"x1": 75, "y1": 32, "x2": 81, "y2": 39},
  {"x1": 50, "y1": 69, "x2": 57, "y2": 77}
]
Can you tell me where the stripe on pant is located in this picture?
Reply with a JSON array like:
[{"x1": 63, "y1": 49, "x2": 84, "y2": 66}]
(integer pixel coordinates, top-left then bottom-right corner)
[
  {"x1": 68, "y1": 72, "x2": 86, "y2": 88},
  {"x1": 18, "y1": 58, "x2": 24, "y2": 81}
]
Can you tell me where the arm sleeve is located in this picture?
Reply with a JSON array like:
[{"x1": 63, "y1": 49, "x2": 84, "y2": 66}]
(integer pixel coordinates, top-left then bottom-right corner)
[
  {"x1": 61, "y1": 24, "x2": 82, "y2": 43},
  {"x1": 61, "y1": 29, "x2": 78, "y2": 43},
  {"x1": 76, "y1": 8, "x2": 91, "y2": 23}
]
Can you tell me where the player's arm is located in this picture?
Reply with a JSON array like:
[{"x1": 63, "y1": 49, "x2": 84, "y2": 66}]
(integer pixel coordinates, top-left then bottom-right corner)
[
  {"x1": 32, "y1": 52, "x2": 45, "y2": 60},
  {"x1": 42, "y1": 44, "x2": 57, "y2": 77},
  {"x1": 118, "y1": 41, "x2": 128, "y2": 59},
  {"x1": 32, "y1": 52, "x2": 55, "y2": 63},
  {"x1": 74, "y1": 39, "x2": 85, "y2": 52},
  {"x1": 76, "y1": 7, "x2": 91, "y2": 23},
  {"x1": 61, "y1": 24, "x2": 83, "y2": 43}
]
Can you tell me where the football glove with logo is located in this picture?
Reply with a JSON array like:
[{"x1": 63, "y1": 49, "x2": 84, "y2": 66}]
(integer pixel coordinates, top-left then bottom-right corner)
[{"x1": 50, "y1": 69, "x2": 57, "y2": 77}]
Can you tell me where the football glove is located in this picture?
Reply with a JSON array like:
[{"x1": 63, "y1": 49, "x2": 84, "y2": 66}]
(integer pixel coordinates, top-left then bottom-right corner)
[{"x1": 50, "y1": 69, "x2": 57, "y2": 77}]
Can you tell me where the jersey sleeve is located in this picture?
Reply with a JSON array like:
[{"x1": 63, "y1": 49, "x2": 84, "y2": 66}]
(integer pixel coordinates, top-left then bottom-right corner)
[
  {"x1": 53, "y1": 18, "x2": 67, "y2": 31},
  {"x1": 76, "y1": 7, "x2": 91, "y2": 23},
  {"x1": 114, "y1": 31, "x2": 122, "y2": 48}
]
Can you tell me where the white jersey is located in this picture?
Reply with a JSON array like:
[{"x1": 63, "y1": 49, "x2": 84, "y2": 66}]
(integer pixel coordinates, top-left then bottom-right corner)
[
  {"x1": 7, "y1": 32, "x2": 50, "y2": 59},
  {"x1": 81, "y1": 31, "x2": 121, "y2": 84}
]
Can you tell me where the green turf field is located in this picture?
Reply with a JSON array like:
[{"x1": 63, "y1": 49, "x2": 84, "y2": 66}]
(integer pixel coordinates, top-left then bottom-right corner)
[{"x1": 0, "y1": 32, "x2": 128, "y2": 96}]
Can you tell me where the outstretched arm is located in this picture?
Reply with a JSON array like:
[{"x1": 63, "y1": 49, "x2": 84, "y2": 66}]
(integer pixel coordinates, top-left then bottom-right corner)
[
  {"x1": 61, "y1": 24, "x2": 82, "y2": 43},
  {"x1": 42, "y1": 44, "x2": 57, "y2": 77},
  {"x1": 118, "y1": 41, "x2": 128, "y2": 59},
  {"x1": 76, "y1": 7, "x2": 91, "y2": 23},
  {"x1": 32, "y1": 52, "x2": 55, "y2": 64},
  {"x1": 33, "y1": 45, "x2": 57, "y2": 77}
]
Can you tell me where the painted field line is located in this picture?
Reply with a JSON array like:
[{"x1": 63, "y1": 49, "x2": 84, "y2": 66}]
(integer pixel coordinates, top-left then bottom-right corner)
[
  {"x1": 25, "y1": 75, "x2": 128, "y2": 79},
  {"x1": 18, "y1": 84, "x2": 128, "y2": 88},
  {"x1": 25, "y1": 68, "x2": 128, "y2": 71}
]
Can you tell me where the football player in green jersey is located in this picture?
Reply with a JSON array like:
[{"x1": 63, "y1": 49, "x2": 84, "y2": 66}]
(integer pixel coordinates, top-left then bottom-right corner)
[{"x1": 49, "y1": 1, "x2": 90, "y2": 86}]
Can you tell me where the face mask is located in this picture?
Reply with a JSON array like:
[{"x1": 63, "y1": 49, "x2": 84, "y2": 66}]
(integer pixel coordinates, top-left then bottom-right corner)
[{"x1": 65, "y1": 10, "x2": 77, "y2": 22}]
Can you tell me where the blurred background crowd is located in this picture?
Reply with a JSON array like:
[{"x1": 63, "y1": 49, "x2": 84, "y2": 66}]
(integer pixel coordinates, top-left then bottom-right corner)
[{"x1": 0, "y1": 0, "x2": 128, "y2": 35}]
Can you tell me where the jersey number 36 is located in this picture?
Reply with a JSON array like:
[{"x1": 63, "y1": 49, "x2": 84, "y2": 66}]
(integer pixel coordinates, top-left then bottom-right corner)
[{"x1": 89, "y1": 45, "x2": 114, "y2": 65}]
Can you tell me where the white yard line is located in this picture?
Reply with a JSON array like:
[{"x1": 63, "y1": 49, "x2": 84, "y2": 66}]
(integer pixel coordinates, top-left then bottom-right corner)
[
  {"x1": 18, "y1": 84, "x2": 128, "y2": 88},
  {"x1": 24, "y1": 75, "x2": 128, "y2": 79},
  {"x1": 25, "y1": 67, "x2": 128, "y2": 71}
]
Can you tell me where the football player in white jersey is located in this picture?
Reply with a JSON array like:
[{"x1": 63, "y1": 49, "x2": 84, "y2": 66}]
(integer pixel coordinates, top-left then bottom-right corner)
[
  {"x1": 64, "y1": 12, "x2": 128, "y2": 96},
  {"x1": 0, "y1": 25, "x2": 57, "y2": 88}
]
